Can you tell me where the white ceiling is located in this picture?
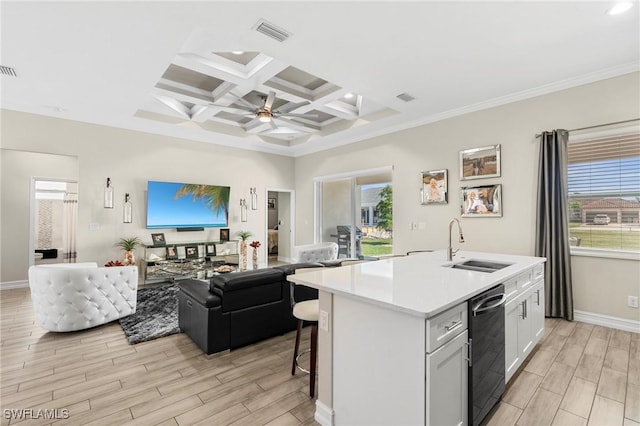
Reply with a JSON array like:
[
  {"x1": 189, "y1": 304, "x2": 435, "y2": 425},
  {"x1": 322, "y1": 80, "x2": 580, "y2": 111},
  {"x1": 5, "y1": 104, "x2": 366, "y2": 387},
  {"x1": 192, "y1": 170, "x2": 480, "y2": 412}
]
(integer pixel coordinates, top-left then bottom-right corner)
[{"x1": 1, "y1": 1, "x2": 638, "y2": 157}]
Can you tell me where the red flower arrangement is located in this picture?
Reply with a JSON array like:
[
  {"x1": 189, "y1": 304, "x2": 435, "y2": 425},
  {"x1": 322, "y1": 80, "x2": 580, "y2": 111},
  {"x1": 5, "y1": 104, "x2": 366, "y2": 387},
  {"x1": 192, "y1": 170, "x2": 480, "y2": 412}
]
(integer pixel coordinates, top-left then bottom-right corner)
[
  {"x1": 104, "y1": 260, "x2": 124, "y2": 267},
  {"x1": 249, "y1": 241, "x2": 261, "y2": 248}
]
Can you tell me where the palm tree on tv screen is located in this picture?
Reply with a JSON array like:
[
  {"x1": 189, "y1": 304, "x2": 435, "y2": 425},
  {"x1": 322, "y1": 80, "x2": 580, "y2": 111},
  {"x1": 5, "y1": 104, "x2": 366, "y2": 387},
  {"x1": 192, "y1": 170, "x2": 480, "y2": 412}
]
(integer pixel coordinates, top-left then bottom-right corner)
[{"x1": 174, "y1": 184, "x2": 229, "y2": 223}]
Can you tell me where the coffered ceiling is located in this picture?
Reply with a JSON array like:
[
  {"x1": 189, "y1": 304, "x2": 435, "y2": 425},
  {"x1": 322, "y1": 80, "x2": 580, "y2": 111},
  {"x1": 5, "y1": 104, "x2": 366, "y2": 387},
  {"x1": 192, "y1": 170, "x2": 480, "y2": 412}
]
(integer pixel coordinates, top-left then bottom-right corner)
[{"x1": 1, "y1": 2, "x2": 638, "y2": 157}]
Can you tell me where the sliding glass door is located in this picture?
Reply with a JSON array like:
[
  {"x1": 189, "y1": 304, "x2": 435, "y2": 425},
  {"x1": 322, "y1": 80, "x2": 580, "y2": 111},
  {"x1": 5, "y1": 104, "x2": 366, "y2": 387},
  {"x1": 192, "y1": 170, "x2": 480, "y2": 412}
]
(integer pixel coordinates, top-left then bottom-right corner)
[{"x1": 316, "y1": 168, "x2": 392, "y2": 259}]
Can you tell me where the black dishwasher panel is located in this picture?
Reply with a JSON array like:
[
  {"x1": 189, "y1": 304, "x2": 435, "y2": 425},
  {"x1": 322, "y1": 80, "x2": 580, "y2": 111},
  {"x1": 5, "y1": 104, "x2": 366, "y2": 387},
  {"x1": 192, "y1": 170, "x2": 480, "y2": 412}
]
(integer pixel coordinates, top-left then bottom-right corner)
[{"x1": 468, "y1": 284, "x2": 506, "y2": 426}]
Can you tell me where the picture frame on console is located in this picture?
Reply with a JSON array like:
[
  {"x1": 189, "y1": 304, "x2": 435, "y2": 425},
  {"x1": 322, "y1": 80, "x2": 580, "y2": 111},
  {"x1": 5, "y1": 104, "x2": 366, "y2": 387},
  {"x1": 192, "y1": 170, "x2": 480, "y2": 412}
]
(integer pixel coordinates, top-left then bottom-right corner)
[
  {"x1": 205, "y1": 244, "x2": 217, "y2": 256},
  {"x1": 165, "y1": 245, "x2": 178, "y2": 260},
  {"x1": 219, "y1": 228, "x2": 229, "y2": 241},
  {"x1": 151, "y1": 233, "x2": 166, "y2": 246},
  {"x1": 460, "y1": 144, "x2": 501, "y2": 180},
  {"x1": 185, "y1": 245, "x2": 199, "y2": 259}
]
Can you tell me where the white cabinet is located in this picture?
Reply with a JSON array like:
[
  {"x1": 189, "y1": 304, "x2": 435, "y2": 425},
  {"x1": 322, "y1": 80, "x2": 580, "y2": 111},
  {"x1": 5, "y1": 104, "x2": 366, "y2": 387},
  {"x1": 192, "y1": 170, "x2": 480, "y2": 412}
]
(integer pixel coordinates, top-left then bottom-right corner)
[
  {"x1": 333, "y1": 296, "x2": 468, "y2": 425},
  {"x1": 504, "y1": 264, "x2": 545, "y2": 383},
  {"x1": 427, "y1": 329, "x2": 469, "y2": 426}
]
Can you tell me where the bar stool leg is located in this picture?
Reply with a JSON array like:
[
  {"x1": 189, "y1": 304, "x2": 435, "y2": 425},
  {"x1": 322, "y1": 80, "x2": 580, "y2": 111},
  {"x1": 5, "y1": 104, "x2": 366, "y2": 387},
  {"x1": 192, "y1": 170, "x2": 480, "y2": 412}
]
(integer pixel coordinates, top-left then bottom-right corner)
[
  {"x1": 310, "y1": 323, "x2": 318, "y2": 398},
  {"x1": 291, "y1": 319, "x2": 303, "y2": 375}
]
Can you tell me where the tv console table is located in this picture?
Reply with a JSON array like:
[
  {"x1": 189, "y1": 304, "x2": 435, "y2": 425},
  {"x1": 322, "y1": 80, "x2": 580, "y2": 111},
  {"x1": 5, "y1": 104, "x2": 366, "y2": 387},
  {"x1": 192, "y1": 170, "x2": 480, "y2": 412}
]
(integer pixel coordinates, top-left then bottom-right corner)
[{"x1": 141, "y1": 240, "x2": 239, "y2": 284}]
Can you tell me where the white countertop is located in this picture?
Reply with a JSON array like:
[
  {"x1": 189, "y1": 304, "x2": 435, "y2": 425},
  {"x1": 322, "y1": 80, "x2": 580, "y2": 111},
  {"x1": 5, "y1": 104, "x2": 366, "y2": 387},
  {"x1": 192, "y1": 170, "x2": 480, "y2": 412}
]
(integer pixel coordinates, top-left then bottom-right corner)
[{"x1": 287, "y1": 250, "x2": 545, "y2": 318}]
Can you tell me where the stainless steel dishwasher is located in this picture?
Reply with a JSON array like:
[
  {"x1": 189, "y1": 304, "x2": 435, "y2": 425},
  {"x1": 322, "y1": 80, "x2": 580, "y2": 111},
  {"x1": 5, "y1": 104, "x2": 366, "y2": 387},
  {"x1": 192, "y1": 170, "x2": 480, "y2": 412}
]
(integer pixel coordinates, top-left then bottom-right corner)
[{"x1": 468, "y1": 284, "x2": 506, "y2": 426}]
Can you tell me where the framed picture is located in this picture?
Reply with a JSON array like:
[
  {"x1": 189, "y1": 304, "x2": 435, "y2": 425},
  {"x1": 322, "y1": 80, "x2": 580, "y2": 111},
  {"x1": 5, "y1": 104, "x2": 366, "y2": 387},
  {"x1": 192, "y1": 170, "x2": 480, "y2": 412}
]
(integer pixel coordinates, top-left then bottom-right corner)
[
  {"x1": 460, "y1": 144, "x2": 501, "y2": 180},
  {"x1": 185, "y1": 245, "x2": 199, "y2": 259},
  {"x1": 421, "y1": 169, "x2": 448, "y2": 204},
  {"x1": 460, "y1": 184, "x2": 502, "y2": 217},
  {"x1": 267, "y1": 198, "x2": 276, "y2": 209},
  {"x1": 219, "y1": 228, "x2": 229, "y2": 241},
  {"x1": 205, "y1": 244, "x2": 217, "y2": 256},
  {"x1": 151, "y1": 233, "x2": 166, "y2": 246},
  {"x1": 165, "y1": 245, "x2": 178, "y2": 260}
]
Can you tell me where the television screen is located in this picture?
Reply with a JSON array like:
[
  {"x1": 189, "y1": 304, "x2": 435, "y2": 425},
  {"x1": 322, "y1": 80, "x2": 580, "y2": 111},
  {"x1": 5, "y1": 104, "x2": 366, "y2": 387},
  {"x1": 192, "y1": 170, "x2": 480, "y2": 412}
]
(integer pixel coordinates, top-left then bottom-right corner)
[{"x1": 146, "y1": 181, "x2": 230, "y2": 229}]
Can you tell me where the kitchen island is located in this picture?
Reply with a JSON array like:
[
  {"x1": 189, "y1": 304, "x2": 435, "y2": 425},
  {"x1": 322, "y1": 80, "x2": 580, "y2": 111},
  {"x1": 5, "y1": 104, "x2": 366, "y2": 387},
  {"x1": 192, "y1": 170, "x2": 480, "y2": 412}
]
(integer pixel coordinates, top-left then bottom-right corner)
[{"x1": 288, "y1": 250, "x2": 546, "y2": 426}]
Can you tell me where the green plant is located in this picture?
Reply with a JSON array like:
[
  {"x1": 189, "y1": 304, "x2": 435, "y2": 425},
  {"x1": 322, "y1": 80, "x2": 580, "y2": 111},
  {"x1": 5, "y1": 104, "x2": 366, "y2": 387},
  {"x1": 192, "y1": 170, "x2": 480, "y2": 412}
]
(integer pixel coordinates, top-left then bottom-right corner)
[
  {"x1": 115, "y1": 236, "x2": 142, "y2": 251},
  {"x1": 376, "y1": 185, "x2": 393, "y2": 233},
  {"x1": 236, "y1": 230, "x2": 253, "y2": 241}
]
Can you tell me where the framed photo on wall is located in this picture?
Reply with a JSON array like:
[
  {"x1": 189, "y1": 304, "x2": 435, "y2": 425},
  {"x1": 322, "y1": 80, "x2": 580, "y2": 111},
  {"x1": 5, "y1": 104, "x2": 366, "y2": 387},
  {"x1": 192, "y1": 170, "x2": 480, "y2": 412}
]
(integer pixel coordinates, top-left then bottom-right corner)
[
  {"x1": 267, "y1": 198, "x2": 276, "y2": 209},
  {"x1": 421, "y1": 169, "x2": 448, "y2": 204},
  {"x1": 219, "y1": 228, "x2": 229, "y2": 241},
  {"x1": 460, "y1": 144, "x2": 501, "y2": 180},
  {"x1": 460, "y1": 184, "x2": 502, "y2": 217}
]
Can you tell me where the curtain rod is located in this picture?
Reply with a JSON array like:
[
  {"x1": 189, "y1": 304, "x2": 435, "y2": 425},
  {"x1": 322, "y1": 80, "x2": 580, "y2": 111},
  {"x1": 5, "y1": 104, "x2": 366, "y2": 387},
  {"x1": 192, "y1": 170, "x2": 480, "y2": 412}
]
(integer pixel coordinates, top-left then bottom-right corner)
[{"x1": 535, "y1": 118, "x2": 640, "y2": 138}]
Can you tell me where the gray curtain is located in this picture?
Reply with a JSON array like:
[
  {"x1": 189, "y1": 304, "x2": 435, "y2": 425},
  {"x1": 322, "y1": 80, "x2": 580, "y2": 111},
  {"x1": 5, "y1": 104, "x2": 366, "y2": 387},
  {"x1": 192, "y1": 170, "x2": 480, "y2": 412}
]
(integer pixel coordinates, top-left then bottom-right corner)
[{"x1": 535, "y1": 130, "x2": 573, "y2": 320}]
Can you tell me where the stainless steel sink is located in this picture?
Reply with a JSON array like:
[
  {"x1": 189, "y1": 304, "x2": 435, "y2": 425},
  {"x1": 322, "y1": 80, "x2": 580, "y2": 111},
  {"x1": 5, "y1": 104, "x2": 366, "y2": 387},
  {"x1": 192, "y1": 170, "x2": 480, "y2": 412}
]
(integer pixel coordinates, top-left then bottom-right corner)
[{"x1": 445, "y1": 259, "x2": 513, "y2": 273}]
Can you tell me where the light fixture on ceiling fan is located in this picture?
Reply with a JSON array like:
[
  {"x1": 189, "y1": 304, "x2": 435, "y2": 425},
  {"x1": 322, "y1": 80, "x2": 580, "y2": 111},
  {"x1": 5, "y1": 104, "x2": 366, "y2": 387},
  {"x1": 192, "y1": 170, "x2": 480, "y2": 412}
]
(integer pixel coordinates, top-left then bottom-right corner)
[{"x1": 226, "y1": 90, "x2": 318, "y2": 127}]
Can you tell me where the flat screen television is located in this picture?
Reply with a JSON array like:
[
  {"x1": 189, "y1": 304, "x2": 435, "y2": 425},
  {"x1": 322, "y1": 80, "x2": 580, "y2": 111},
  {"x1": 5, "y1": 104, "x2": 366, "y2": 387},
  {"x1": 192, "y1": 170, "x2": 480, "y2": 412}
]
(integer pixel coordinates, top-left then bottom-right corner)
[{"x1": 146, "y1": 180, "x2": 230, "y2": 229}]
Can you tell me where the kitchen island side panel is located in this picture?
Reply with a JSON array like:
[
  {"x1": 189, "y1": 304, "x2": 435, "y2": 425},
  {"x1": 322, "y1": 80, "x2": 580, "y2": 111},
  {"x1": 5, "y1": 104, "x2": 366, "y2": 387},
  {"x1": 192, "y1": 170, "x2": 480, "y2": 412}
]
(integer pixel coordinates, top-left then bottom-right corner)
[{"x1": 333, "y1": 294, "x2": 426, "y2": 426}]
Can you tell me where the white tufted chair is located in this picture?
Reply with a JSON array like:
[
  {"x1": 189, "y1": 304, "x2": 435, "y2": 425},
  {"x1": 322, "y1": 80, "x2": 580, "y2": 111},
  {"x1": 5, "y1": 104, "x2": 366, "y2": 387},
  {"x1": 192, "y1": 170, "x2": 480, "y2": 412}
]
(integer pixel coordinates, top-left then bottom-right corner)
[
  {"x1": 28, "y1": 262, "x2": 138, "y2": 332},
  {"x1": 292, "y1": 242, "x2": 339, "y2": 263}
]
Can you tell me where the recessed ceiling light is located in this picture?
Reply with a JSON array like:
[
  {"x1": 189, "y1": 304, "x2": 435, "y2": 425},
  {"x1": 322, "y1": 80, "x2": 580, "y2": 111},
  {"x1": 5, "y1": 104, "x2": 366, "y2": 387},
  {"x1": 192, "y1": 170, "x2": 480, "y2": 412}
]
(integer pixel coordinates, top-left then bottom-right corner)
[
  {"x1": 231, "y1": 51, "x2": 245, "y2": 55},
  {"x1": 607, "y1": 2, "x2": 633, "y2": 15},
  {"x1": 344, "y1": 92, "x2": 354, "y2": 99}
]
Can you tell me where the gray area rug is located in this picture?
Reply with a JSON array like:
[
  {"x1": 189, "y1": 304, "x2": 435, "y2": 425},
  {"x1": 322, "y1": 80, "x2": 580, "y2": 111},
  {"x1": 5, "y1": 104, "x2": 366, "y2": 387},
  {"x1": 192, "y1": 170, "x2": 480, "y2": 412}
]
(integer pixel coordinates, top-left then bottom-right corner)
[{"x1": 119, "y1": 283, "x2": 180, "y2": 344}]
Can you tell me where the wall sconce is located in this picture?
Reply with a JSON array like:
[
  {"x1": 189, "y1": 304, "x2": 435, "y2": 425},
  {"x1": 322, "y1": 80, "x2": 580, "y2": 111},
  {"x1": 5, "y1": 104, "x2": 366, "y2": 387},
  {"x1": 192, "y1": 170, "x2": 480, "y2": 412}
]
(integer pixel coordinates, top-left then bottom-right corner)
[
  {"x1": 104, "y1": 177, "x2": 114, "y2": 209},
  {"x1": 240, "y1": 199, "x2": 247, "y2": 222},
  {"x1": 123, "y1": 193, "x2": 132, "y2": 223},
  {"x1": 250, "y1": 188, "x2": 257, "y2": 210}
]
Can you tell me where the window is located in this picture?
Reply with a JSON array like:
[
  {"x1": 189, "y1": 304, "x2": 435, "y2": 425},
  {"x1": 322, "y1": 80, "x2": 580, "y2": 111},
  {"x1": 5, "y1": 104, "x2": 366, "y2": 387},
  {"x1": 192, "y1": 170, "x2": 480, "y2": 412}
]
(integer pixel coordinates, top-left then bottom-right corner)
[{"x1": 567, "y1": 128, "x2": 640, "y2": 255}]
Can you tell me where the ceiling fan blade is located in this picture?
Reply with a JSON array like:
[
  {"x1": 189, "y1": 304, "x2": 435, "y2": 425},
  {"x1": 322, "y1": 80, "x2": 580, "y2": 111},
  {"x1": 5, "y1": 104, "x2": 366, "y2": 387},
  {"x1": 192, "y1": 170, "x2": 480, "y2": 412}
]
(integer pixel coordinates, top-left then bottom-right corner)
[
  {"x1": 227, "y1": 92, "x2": 261, "y2": 111},
  {"x1": 278, "y1": 112, "x2": 320, "y2": 118},
  {"x1": 264, "y1": 91, "x2": 276, "y2": 110},
  {"x1": 276, "y1": 101, "x2": 310, "y2": 114},
  {"x1": 269, "y1": 119, "x2": 278, "y2": 130}
]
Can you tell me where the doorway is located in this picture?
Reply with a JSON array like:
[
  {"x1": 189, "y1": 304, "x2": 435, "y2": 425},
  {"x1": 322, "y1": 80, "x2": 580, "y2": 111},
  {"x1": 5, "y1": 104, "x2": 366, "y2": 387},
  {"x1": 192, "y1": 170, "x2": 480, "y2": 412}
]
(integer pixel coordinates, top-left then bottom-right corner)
[
  {"x1": 30, "y1": 179, "x2": 78, "y2": 266},
  {"x1": 265, "y1": 189, "x2": 295, "y2": 266},
  {"x1": 315, "y1": 167, "x2": 393, "y2": 259}
]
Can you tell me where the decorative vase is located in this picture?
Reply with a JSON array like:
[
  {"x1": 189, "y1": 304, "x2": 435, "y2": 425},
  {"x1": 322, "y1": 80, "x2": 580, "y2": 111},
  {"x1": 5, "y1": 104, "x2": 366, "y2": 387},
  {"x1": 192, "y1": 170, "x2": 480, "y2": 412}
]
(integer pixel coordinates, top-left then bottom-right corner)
[
  {"x1": 240, "y1": 240, "x2": 247, "y2": 271},
  {"x1": 124, "y1": 250, "x2": 135, "y2": 266},
  {"x1": 252, "y1": 247, "x2": 258, "y2": 269}
]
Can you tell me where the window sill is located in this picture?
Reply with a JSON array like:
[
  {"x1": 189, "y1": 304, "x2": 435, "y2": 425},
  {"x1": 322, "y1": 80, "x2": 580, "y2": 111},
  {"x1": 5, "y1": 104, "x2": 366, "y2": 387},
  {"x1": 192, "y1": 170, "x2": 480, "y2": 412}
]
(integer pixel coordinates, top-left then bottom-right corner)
[{"x1": 570, "y1": 247, "x2": 640, "y2": 261}]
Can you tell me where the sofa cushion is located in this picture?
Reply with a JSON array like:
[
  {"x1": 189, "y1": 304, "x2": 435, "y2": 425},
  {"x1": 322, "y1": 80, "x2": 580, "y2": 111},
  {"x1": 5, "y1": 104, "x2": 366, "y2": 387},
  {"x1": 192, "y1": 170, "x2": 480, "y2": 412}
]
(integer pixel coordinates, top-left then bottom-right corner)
[
  {"x1": 272, "y1": 263, "x2": 324, "y2": 276},
  {"x1": 179, "y1": 279, "x2": 221, "y2": 308},
  {"x1": 210, "y1": 268, "x2": 285, "y2": 292},
  {"x1": 211, "y1": 269, "x2": 285, "y2": 312}
]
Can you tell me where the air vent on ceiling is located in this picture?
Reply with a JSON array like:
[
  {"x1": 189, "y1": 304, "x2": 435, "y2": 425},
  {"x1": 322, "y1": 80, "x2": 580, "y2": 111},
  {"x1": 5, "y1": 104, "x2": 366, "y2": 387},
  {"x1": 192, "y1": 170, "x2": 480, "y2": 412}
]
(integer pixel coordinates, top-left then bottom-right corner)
[
  {"x1": 396, "y1": 93, "x2": 415, "y2": 102},
  {"x1": 0, "y1": 66, "x2": 17, "y2": 77},
  {"x1": 254, "y1": 19, "x2": 291, "y2": 42}
]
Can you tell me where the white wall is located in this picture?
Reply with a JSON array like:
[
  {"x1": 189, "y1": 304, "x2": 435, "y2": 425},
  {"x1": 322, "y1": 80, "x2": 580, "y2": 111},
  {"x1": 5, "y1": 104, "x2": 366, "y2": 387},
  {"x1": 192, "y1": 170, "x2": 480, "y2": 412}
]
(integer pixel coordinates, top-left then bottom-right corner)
[
  {"x1": 294, "y1": 72, "x2": 640, "y2": 322},
  {"x1": 0, "y1": 111, "x2": 295, "y2": 284},
  {"x1": 0, "y1": 150, "x2": 79, "y2": 283}
]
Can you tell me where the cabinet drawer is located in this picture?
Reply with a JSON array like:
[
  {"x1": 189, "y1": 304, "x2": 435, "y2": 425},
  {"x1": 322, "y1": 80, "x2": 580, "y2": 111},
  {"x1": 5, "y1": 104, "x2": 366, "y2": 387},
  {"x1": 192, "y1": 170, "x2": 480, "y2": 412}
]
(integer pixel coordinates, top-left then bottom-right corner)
[
  {"x1": 516, "y1": 270, "x2": 533, "y2": 292},
  {"x1": 533, "y1": 263, "x2": 544, "y2": 281},
  {"x1": 426, "y1": 302, "x2": 467, "y2": 353},
  {"x1": 504, "y1": 278, "x2": 519, "y2": 302}
]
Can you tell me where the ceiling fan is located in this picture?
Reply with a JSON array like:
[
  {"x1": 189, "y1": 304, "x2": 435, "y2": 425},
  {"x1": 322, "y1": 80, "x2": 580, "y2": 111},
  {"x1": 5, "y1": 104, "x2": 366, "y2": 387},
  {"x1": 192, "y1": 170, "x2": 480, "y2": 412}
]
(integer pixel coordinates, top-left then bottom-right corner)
[{"x1": 226, "y1": 90, "x2": 318, "y2": 128}]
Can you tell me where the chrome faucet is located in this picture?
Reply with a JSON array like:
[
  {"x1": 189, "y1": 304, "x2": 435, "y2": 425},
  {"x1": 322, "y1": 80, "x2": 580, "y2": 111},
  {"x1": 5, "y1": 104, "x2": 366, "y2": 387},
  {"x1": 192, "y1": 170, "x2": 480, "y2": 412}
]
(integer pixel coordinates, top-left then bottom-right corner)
[{"x1": 448, "y1": 218, "x2": 465, "y2": 261}]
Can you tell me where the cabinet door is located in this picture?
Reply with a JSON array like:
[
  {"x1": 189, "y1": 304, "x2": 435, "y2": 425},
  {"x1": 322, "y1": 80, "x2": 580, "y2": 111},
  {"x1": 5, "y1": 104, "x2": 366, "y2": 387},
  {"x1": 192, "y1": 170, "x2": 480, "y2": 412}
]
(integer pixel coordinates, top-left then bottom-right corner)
[
  {"x1": 531, "y1": 280, "x2": 545, "y2": 342},
  {"x1": 426, "y1": 330, "x2": 468, "y2": 426},
  {"x1": 519, "y1": 291, "x2": 534, "y2": 360},
  {"x1": 505, "y1": 296, "x2": 522, "y2": 382}
]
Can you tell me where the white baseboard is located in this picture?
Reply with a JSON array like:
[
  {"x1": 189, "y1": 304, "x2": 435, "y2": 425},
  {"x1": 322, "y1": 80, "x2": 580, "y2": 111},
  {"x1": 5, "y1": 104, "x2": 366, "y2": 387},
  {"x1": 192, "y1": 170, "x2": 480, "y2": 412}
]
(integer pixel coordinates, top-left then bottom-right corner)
[
  {"x1": 278, "y1": 256, "x2": 293, "y2": 263},
  {"x1": 315, "y1": 400, "x2": 334, "y2": 426},
  {"x1": 574, "y1": 310, "x2": 640, "y2": 333},
  {"x1": 0, "y1": 280, "x2": 29, "y2": 290}
]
